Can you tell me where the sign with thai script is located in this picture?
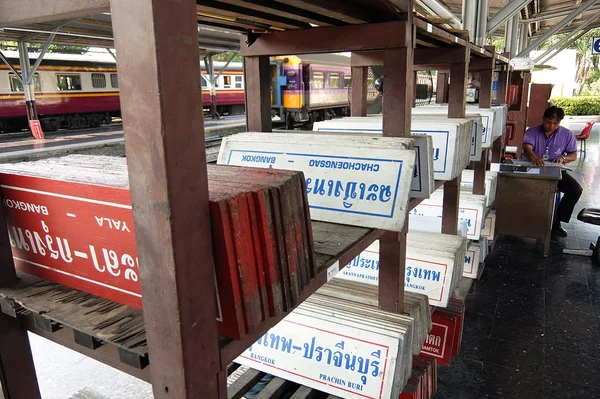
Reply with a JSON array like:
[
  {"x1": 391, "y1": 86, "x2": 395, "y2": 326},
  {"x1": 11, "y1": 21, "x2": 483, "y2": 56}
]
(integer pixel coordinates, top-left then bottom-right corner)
[
  {"x1": 219, "y1": 135, "x2": 416, "y2": 231},
  {"x1": 235, "y1": 310, "x2": 401, "y2": 399},
  {"x1": 312, "y1": 119, "x2": 457, "y2": 180},
  {"x1": 0, "y1": 173, "x2": 232, "y2": 335},
  {"x1": 405, "y1": 255, "x2": 451, "y2": 307},
  {"x1": 338, "y1": 240, "x2": 455, "y2": 307},
  {"x1": 340, "y1": 241, "x2": 380, "y2": 284}
]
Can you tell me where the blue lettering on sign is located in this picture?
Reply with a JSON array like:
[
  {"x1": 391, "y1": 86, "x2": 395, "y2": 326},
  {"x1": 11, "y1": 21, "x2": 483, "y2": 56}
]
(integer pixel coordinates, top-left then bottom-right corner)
[
  {"x1": 593, "y1": 38, "x2": 600, "y2": 54},
  {"x1": 411, "y1": 130, "x2": 449, "y2": 173},
  {"x1": 465, "y1": 255, "x2": 472, "y2": 264},
  {"x1": 248, "y1": 334, "x2": 383, "y2": 383},
  {"x1": 227, "y1": 150, "x2": 403, "y2": 219},
  {"x1": 470, "y1": 122, "x2": 479, "y2": 156},
  {"x1": 346, "y1": 253, "x2": 380, "y2": 271},
  {"x1": 405, "y1": 266, "x2": 442, "y2": 283},
  {"x1": 413, "y1": 145, "x2": 423, "y2": 192},
  {"x1": 241, "y1": 154, "x2": 277, "y2": 164},
  {"x1": 308, "y1": 159, "x2": 380, "y2": 172},
  {"x1": 481, "y1": 116, "x2": 490, "y2": 143}
]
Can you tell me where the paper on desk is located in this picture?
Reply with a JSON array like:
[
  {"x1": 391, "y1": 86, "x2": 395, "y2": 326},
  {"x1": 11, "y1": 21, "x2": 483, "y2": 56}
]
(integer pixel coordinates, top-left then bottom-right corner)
[
  {"x1": 510, "y1": 159, "x2": 572, "y2": 171},
  {"x1": 513, "y1": 169, "x2": 541, "y2": 175}
]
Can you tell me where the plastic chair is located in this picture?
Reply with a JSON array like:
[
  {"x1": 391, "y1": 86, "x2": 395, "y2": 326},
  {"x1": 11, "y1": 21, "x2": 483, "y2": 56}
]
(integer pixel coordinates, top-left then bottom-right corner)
[{"x1": 575, "y1": 122, "x2": 594, "y2": 154}]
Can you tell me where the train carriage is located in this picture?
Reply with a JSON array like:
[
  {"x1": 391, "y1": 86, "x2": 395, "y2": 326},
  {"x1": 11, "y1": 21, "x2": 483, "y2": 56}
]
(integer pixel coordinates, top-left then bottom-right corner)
[
  {"x1": 0, "y1": 51, "x2": 246, "y2": 133},
  {"x1": 271, "y1": 54, "x2": 353, "y2": 129}
]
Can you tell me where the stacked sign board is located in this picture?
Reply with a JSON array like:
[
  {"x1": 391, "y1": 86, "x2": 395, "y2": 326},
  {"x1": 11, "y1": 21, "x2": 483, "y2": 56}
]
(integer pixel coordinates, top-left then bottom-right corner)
[
  {"x1": 400, "y1": 355, "x2": 438, "y2": 399},
  {"x1": 313, "y1": 116, "x2": 473, "y2": 182},
  {"x1": 417, "y1": 104, "x2": 508, "y2": 148},
  {"x1": 410, "y1": 187, "x2": 487, "y2": 241},
  {"x1": 409, "y1": 214, "x2": 468, "y2": 237},
  {"x1": 218, "y1": 132, "x2": 417, "y2": 231},
  {"x1": 411, "y1": 108, "x2": 484, "y2": 160},
  {"x1": 420, "y1": 299, "x2": 466, "y2": 366},
  {"x1": 234, "y1": 282, "x2": 432, "y2": 399},
  {"x1": 0, "y1": 155, "x2": 316, "y2": 340},
  {"x1": 338, "y1": 232, "x2": 467, "y2": 308},
  {"x1": 461, "y1": 169, "x2": 499, "y2": 207}
]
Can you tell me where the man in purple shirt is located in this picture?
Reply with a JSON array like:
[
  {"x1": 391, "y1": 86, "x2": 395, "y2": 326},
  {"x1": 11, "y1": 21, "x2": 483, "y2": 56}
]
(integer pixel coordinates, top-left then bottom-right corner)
[{"x1": 523, "y1": 106, "x2": 582, "y2": 236}]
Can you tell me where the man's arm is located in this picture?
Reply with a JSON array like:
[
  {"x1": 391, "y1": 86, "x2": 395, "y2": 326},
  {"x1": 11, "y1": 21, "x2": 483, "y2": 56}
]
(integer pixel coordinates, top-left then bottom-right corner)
[
  {"x1": 553, "y1": 151, "x2": 578, "y2": 164},
  {"x1": 523, "y1": 144, "x2": 545, "y2": 166}
]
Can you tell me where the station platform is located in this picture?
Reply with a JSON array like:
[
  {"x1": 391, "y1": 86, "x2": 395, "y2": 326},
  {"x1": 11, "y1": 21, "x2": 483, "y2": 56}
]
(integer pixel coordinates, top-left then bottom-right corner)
[
  {"x1": 8, "y1": 128, "x2": 600, "y2": 399},
  {"x1": 435, "y1": 132, "x2": 600, "y2": 398}
]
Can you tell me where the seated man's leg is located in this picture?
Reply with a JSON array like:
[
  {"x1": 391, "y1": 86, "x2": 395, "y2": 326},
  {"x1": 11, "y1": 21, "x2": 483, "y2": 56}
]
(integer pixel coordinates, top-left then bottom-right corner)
[{"x1": 557, "y1": 170, "x2": 583, "y2": 224}]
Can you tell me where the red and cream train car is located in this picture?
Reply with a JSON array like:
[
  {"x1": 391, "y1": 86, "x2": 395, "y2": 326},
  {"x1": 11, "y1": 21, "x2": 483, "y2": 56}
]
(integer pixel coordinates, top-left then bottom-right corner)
[{"x1": 0, "y1": 51, "x2": 245, "y2": 133}]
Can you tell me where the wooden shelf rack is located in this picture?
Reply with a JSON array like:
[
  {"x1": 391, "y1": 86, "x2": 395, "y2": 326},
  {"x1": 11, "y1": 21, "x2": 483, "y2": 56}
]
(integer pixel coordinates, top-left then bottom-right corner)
[{"x1": 0, "y1": 1, "x2": 509, "y2": 398}]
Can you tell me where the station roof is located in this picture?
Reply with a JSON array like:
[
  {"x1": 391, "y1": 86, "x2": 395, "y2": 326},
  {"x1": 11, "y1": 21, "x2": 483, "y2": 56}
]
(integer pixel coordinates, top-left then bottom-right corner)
[
  {"x1": 0, "y1": 1, "x2": 500, "y2": 60},
  {"x1": 434, "y1": 0, "x2": 600, "y2": 38},
  {"x1": 2, "y1": 0, "x2": 593, "y2": 56},
  {"x1": 0, "y1": 12, "x2": 243, "y2": 54}
]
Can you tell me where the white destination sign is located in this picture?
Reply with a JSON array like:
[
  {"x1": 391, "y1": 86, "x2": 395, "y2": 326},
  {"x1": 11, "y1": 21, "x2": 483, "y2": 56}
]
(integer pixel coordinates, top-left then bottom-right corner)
[
  {"x1": 219, "y1": 135, "x2": 416, "y2": 231},
  {"x1": 235, "y1": 311, "x2": 400, "y2": 399}
]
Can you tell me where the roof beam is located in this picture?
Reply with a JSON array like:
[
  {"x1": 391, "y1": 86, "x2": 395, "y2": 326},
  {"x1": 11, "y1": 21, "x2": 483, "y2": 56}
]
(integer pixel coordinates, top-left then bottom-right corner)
[
  {"x1": 537, "y1": 29, "x2": 587, "y2": 65},
  {"x1": 415, "y1": 0, "x2": 461, "y2": 28},
  {"x1": 241, "y1": 21, "x2": 410, "y2": 56},
  {"x1": 516, "y1": 0, "x2": 599, "y2": 57},
  {"x1": 0, "y1": 0, "x2": 109, "y2": 27},
  {"x1": 534, "y1": 8, "x2": 600, "y2": 63},
  {"x1": 488, "y1": 0, "x2": 533, "y2": 34},
  {"x1": 522, "y1": 5, "x2": 600, "y2": 23}
]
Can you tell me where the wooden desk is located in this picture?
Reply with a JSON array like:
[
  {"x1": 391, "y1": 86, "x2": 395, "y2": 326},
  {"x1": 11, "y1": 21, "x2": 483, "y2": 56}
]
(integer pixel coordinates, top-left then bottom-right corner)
[{"x1": 495, "y1": 166, "x2": 562, "y2": 257}]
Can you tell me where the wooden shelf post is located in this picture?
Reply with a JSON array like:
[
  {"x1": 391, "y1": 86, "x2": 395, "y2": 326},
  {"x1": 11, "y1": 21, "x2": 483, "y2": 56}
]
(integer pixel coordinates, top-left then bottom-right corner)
[
  {"x1": 436, "y1": 72, "x2": 449, "y2": 104},
  {"x1": 379, "y1": 44, "x2": 413, "y2": 314},
  {"x1": 351, "y1": 66, "x2": 368, "y2": 116},
  {"x1": 0, "y1": 169, "x2": 41, "y2": 399},
  {"x1": 245, "y1": 56, "x2": 273, "y2": 132},
  {"x1": 110, "y1": 0, "x2": 221, "y2": 398},
  {"x1": 442, "y1": 48, "x2": 469, "y2": 235}
]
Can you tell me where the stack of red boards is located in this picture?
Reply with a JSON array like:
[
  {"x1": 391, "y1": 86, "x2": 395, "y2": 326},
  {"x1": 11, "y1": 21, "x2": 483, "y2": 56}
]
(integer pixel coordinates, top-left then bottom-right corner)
[
  {"x1": 399, "y1": 354, "x2": 438, "y2": 399},
  {"x1": 0, "y1": 155, "x2": 315, "y2": 340},
  {"x1": 420, "y1": 300, "x2": 465, "y2": 366}
]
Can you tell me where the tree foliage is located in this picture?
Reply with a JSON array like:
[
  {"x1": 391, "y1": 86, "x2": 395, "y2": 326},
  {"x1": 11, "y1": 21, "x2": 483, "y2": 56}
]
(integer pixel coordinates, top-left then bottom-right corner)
[
  {"x1": 538, "y1": 28, "x2": 600, "y2": 90},
  {"x1": 212, "y1": 51, "x2": 242, "y2": 62},
  {"x1": 0, "y1": 41, "x2": 89, "y2": 54}
]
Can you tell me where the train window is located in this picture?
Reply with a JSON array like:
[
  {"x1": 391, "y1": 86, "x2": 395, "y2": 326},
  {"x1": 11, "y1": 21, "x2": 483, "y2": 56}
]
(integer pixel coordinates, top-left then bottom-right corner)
[
  {"x1": 312, "y1": 72, "x2": 324, "y2": 89},
  {"x1": 91, "y1": 73, "x2": 107, "y2": 88},
  {"x1": 56, "y1": 74, "x2": 82, "y2": 91},
  {"x1": 344, "y1": 75, "x2": 352, "y2": 88},
  {"x1": 223, "y1": 76, "x2": 232, "y2": 89},
  {"x1": 9, "y1": 73, "x2": 41, "y2": 92},
  {"x1": 201, "y1": 76, "x2": 208, "y2": 89},
  {"x1": 110, "y1": 73, "x2": 119, "y2": 88},
  {"x1": 330, "y1": 73, "x2": 340, "y2": 89},
  {"x1": 235, "y1": 76, "x2": 243, "y2": 89}
]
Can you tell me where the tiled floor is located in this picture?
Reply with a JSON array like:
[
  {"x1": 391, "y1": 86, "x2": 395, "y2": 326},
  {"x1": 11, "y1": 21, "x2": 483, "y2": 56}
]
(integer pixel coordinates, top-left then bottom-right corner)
[{"x1": 435, "y1": 130, "x2": 600, "y2": 398}]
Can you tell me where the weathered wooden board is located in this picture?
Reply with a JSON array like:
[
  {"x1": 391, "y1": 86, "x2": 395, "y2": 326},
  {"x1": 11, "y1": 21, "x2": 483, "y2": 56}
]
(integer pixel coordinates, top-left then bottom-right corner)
[
  {"x1": 0, "y1": 155, "x2": 313, "y2": 340},
  {"x1": 218, "y1": 133, "x2": 417, "y2": 231}
]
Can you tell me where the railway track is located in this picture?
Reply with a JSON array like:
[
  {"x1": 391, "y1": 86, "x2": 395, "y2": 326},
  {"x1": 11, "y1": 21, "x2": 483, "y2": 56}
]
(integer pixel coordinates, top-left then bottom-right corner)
[{"x1": 0, "y1": 123, "x2": 124, "y2": 142}]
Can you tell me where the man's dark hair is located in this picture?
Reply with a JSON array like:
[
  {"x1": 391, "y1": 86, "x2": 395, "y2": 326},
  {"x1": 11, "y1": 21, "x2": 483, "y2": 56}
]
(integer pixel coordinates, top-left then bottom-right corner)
[{"x1": 543, "y1": 106, "x2": 565, "y2": 121}]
